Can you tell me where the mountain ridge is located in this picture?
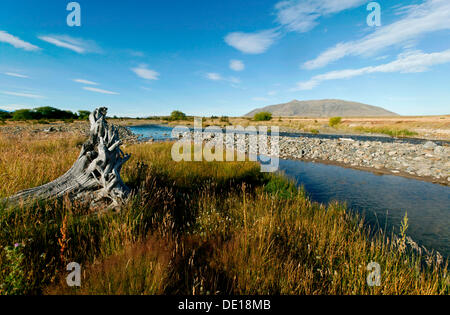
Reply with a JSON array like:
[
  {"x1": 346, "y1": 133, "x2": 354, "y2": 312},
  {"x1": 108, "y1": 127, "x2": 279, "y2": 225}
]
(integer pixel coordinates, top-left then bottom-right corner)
[{"x1": 245, "y1": 99, "x2": 399, "y2": 117}]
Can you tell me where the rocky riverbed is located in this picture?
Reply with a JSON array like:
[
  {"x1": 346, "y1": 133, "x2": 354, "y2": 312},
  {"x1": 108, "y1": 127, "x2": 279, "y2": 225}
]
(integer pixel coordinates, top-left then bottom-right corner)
[
  {"x1": 0, "y1": 122, "x2": 140, "y2": 143},
  {"x1": 2, "y1": 122, "x2": 448, "y2": 186},
  {"x1": 276, "y1": 136, "x2": 449, "y2": 185},
  {"x1": 179, "y1": 131, "x2": 450, "y2": 186}
]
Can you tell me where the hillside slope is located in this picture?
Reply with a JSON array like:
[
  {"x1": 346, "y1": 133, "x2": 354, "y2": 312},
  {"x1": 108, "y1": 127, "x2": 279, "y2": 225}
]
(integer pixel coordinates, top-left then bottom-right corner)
[{"x1": 245, "y1": 99, "x2": 398, "y2": 117}]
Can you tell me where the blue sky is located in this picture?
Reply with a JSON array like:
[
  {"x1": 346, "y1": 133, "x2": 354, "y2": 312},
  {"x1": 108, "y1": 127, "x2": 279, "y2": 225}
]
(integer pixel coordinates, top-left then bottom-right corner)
[{"x1": 0, "y1": 0, "x2": 449, "y2": 117}]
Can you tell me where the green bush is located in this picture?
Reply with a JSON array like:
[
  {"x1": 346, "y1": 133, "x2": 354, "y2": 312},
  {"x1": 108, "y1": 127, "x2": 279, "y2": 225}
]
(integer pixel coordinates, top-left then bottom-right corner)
[
  {"x1": 12, "y1": 107, "x2": 78, "y2": 121},
  {"x1": 329, "y1": 117, "x2": 342, "y2": 127},
  {"x1": 34, "y1": 107, "x2": 76, "y2": 120},
  {"x1": 12, "y1": 109, "x2": 41, "y2": 121},
  {"x1": 170, "y1": 110, "x2": 187, "y2": 121},
  {"x1": 78, "y1": 110, "x2": 91, "y2": 120},
  {"x1": 0, "y1": 244, "x2": 27, "y2": 295},
  {"x1": 0, "y1": 111, "x2": 11, "y2": 120},
  {"x1": 254, "y1": 112, "x2": 272, "y2": 121},
  {"x1": 263, "y1": 175, "x2": 298, "y2": 199}
]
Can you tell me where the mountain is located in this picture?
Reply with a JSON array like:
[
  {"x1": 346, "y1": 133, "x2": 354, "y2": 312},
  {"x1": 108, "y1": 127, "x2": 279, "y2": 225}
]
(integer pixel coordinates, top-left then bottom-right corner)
[
  {"x1": 0, "y1": 109, "x2": 9, "y2": 112},
  {"x1": 245, "y1": 99, "x2": 399, "y2": 117}
]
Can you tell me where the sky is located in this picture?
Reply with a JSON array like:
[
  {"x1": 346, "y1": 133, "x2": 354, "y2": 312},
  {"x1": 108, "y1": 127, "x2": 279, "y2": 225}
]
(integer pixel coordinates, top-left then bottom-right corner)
[{"x1": 0, "y1": 0, "x2": 449, "y2": 117}]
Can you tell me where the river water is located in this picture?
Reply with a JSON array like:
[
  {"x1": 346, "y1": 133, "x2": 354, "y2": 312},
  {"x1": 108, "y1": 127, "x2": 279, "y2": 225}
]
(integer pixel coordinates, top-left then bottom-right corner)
[{"x1": 129, "y1": 124, "x2": 450, "y2": 256}]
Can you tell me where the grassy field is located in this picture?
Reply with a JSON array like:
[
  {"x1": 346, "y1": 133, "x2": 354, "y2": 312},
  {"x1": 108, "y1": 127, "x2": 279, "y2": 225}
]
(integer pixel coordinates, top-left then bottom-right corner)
[{"x1": 0, "y1": 132, "x2": 448, "y2": 295}]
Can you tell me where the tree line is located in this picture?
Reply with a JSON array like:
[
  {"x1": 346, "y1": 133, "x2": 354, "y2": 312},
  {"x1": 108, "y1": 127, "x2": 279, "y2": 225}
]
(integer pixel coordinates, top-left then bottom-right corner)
[{"x1": 0, "y1": 107, "x2": 91, "y2": 121}]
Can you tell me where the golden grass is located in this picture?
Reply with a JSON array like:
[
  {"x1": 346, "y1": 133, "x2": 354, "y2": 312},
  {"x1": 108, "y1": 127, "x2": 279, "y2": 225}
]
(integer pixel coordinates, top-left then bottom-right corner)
[
  {"x1": 0, "y1": 132, "x2": 82, "y2": 197},
  {"x1": 0, "y1": 132, "x2": 448, "y2": 295}
]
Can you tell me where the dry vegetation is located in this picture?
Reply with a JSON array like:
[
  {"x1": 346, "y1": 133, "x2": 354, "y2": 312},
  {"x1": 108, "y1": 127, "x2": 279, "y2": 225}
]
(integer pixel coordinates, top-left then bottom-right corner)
[
  {"x1": 110, "y1": 115, "x2": 450, "y2": 140},
  {"x1": 0, "y1": 132, "x2": 448, "y2": 295}
]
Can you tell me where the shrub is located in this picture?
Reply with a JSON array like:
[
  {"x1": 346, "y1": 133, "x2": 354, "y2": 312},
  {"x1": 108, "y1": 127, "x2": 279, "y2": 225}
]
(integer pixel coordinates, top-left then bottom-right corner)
[
  {"x1": 12, "y1": 107, "x2": 79, "y2": 121},
  {"x1": 254, "y1": 112, "x2": 272, "y2": 121},
  {"x1": 170, "y1": 110, "x2": 187, "y2": 121},
  {"x1": 0, "y1": 111, "x2": 12, "y2": 120},
  {"x1": 78, "y1": 110, "x2": 91, "y2": 120},
  {"x1": 12, "y1": 109, "x2": 41, "y2": 121},
  {"x1": 34, "y1": 107, "x2": 77, "y2": 120},
  {"x1": 220, "y1": 116, "x2": 229, "y2": 123},
  {"x1": 0, "y1": 244, "x2": 27, "y2": 295},
  {"x1": 329, "y1": 117, "x2": 342, "y2": 127}
]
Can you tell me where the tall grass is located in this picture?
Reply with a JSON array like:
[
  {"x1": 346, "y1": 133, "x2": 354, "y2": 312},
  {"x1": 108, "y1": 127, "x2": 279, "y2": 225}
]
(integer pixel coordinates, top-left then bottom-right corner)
[
  {"x1": 0, "y1": 133, "x2": 448, "y2": 295},
  {"x1": 0, "y1": 133, "x2": 82, "y2": 197},
  {"x1": 353, "y1": 127, "x2": 419, "y2": 138}
]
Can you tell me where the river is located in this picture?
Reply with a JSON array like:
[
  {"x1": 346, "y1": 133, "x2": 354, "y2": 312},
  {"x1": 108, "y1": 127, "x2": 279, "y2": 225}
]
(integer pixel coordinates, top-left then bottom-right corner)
[{"x1": 129, "y1": 124, "x2": 450, "y2": 256}]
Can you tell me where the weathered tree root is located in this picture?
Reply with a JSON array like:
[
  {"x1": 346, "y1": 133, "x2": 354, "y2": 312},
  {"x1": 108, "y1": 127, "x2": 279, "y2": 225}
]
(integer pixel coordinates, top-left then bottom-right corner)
[{"x1": 5, "y1": 107, "x2": 131, "y2": 210}]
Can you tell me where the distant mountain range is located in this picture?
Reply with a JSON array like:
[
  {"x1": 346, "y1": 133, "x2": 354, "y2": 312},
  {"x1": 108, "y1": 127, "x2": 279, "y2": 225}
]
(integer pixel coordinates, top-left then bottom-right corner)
[
  {"x1": 245, "y1": 99, "x2": 399, "y2": 117},
  {"x1": 0, "y1": 109, "x2": 8, "y2": 112}
]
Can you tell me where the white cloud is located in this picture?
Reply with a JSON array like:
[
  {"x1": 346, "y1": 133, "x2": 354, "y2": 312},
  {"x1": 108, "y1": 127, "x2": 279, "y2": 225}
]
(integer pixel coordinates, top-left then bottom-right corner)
[
  {"x1": 0, "y1": 104, "x2": 30, "y2": 111},
  {"x1": 4, "y1": 72, "x2": 29, "y2": 79},
  {"x1": 275, "y1": 0, "x2": 366, "y2": 33},
  {"x1": 83, "y1": 87, "x2": 119, "y2": 95},
  {"x1": 230, "y1": 60, "x2": 245, "y2": 71},
  {"x1": 205, "y1": 73, "x2": 241, "y2": 86},
  {"x1": 38, "y1": 35, "x2": 100, "y2": 54},
  {"x1": 295, "y1": 49, "x2": 450, "y2": 90},
  {"x1": 224, "y1": 0, "x2": 367, "y2": 54},
  {"x1": 73, "y1": 79, "x2": 98, "y2": 85},
  {"x1": 225, "y1": 29, "x2": 280, "y2": 54},
  {"x1": 131, "y1": 65, "x2": 160, "y2": 80},
  {"x1": 0, "y1": 30, "x2": 40, "y2": 51},
  {"x1": 1, "y1": 91, "x2": 45, "y2": 99},
  {"x1": 206, "y1": 73, "x2": 223, "y2": 81},
  {"x1": 304, "y1": 0, "x2": 450, "y2": 69}
]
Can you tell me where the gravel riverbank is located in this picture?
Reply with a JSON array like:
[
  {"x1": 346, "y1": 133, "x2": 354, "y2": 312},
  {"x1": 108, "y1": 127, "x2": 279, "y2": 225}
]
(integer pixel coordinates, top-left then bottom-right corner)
[
  {"x1": 277, "y1": 136, "x2": 449, "y2": 186},
  {"x1": 178, "y1": 131, "x2": 450, "y2": 186},
  {"x1": 2, "y1": 123, "x2": 448, "y2": 186},
  {"x1": 0, "y1": 122, "x2": 140, "y2": 143}
]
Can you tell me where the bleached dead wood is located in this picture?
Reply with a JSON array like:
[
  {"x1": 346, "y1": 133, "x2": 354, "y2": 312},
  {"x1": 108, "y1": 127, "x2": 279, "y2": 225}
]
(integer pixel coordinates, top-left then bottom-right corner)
[{"x1": 6, "y1": 107, "x2": 131, "y2": 209}]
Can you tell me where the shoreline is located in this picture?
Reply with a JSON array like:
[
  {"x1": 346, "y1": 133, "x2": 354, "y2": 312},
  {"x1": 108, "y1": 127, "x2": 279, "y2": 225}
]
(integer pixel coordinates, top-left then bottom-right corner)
[
  {"x1": 284, "y1": 156, "x2": 450, "y2": 187},
  {"x1": 137, "y1": 135, "x2": 450, "y2": 187},
  {"x1": 172, "y1": 130, "x2": 450, "y2": 187},
  {"x1": 1, "y1": 122, "x2": 449, "y2": 187},
  {"x1": 127, "y1": 122, "x2": 450, "y2": 145}
]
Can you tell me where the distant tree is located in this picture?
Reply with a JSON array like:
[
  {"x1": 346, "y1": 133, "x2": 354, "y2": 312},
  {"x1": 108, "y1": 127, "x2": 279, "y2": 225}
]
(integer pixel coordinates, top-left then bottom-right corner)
[
  {"x1": 220, "y1": 116, "x2": 229, "y2": 123},
  {"x1": 78, "y1": 110, "x2": 91, "y2": 120},
  {"x1": 34, "y1": 107, "x2": 77, "y2": 120},
  {"x1": 329, "y1": 117, "x2": 342, "y2": 127},
  {"x1": 254, "y1": 112, "x2": 272, "y2": 121},
  {"x1": 0, "y1": 111, "x2": 12, "y2": 120},
  {"x1": 12, "y1": 109, "x2": 41, "y2": 121},
  {"x1": 170, "y1": 110, "x2": 187, "y2": 121}
]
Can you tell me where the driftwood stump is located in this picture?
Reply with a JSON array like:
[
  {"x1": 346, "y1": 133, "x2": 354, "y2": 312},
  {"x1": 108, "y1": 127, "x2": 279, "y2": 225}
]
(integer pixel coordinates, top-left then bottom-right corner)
[{"x1": 6, "y1": 107, "x2": 131, "y2": 209}]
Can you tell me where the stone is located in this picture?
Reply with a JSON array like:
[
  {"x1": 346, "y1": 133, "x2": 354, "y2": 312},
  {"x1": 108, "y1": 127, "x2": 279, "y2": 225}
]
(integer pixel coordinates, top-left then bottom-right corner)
[{"x1": 423, "y1": 141, "x2": 437, "y2": 149}]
